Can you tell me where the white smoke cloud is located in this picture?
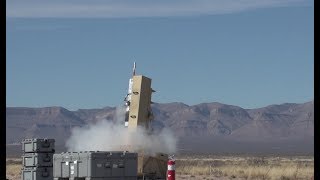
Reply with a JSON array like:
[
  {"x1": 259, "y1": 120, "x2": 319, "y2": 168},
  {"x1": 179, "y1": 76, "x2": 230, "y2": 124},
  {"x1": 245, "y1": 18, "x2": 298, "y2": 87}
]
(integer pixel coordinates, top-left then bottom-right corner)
[{"x1": 66, "y1": 106, "x2": 177, "y2": 156}]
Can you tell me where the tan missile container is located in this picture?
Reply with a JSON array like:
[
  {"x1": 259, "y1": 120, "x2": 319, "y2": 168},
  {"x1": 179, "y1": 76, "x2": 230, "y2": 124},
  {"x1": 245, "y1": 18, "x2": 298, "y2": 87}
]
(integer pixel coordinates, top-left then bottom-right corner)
[{"x1": 128, "y1": 75, "x2": 153, "y2": 131}]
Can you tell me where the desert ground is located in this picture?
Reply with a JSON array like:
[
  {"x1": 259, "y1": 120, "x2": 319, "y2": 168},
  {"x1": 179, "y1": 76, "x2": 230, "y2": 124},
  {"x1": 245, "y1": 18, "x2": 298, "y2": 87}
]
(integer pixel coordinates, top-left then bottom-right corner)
[
  {"x1": 7, "y1": 154, "x2": 313, "y2": 180},
  {"x1": 175, "y1": 154, "x2": 314, "y2": 179}
]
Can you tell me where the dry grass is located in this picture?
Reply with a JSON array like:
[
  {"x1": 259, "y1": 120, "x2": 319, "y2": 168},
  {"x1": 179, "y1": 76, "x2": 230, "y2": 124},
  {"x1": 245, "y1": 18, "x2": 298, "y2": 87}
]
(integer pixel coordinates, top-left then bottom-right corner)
[
  {"x1": 6, "y1": 158, "x2": 22, "y2": 180},
  {"x1": 176, "y1": 155, "x2": 314, "y2": 180}
]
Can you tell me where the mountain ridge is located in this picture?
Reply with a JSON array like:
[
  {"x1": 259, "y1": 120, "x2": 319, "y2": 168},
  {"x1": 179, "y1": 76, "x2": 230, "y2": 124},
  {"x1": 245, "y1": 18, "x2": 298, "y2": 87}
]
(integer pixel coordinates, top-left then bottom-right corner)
[{"x1": 6, "y1": 100, "x2": 314, "y2": 146}]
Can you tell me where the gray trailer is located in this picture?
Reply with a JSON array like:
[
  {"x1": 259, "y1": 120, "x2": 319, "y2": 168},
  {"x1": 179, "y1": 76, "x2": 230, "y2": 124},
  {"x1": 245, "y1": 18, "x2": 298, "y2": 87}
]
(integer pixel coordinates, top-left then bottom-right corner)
[{"x1": 53, "y1": 151, "x2": 138, "y2": 180}]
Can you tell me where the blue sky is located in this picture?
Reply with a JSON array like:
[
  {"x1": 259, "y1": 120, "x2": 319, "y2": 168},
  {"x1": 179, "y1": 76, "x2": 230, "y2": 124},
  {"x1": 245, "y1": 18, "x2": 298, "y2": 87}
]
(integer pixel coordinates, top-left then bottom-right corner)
[{"x1": 6, "y1": 0, "x2": 314, "y2": 110}]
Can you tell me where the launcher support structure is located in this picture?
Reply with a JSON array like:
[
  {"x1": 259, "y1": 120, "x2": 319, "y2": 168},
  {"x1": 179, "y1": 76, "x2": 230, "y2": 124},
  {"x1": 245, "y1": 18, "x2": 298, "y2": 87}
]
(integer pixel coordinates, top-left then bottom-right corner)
[{"x1": 123, "y1": 63, "x2": 167, "y2": 179}]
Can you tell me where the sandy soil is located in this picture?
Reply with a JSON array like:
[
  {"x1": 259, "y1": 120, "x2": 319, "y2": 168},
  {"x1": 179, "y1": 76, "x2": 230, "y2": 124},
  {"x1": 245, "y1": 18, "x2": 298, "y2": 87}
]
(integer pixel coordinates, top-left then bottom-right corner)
[{"x1": 177, "y1": 174, "x2": 246, "y2": 179}]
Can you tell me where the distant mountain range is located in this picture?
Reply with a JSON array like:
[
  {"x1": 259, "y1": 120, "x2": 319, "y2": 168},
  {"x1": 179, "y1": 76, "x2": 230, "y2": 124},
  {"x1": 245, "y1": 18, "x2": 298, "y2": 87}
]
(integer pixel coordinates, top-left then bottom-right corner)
[{"x1": 6, "y1": 101, "x2": 313, "y2": 147}]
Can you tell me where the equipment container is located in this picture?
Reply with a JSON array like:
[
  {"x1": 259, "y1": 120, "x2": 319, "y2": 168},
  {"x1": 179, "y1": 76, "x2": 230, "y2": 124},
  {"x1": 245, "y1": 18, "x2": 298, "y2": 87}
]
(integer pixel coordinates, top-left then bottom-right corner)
[
  {"x1": 22, "y1": 153, "x2": 53, "y2": 167},
  {"x1": 53, "y1": 151, "x2": 137, "y2": 180},
  {"x1": 22, "y1": 139, "x2": 55, "y2": 153},
  {"x1": 21, "y1": 167, "x2": 53, "y2": 180}
]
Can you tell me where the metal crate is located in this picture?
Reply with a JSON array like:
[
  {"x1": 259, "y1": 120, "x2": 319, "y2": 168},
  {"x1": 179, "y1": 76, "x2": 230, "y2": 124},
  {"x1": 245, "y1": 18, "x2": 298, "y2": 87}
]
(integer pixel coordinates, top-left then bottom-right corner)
[
  {"x1": 53, "y1": 178, "x2": 137, "y2": 180},
  {"x1": 53, "y1": 151, "x2": 137, "y2": 179},
  {"x1": 22, "y1": 153, "x2": 54, "y2": 167},
  {"x1": 22, "y1": 139, "x2": 55, "y2": 153},
  {"x1": 21, "y1": 167, "x2": 53, "y2": 180}
]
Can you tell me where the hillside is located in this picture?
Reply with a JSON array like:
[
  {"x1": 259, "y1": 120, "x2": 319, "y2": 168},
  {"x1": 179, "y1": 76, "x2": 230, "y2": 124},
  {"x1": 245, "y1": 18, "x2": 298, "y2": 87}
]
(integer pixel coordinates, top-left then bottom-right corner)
[{"x1": 6, "y1": 101, "x2": 314, "y2": 154}]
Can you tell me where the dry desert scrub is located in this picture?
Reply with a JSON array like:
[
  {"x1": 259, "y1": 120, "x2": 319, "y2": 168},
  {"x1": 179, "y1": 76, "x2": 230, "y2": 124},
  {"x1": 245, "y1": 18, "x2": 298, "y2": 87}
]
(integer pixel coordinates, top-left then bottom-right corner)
[
  {"x1": 176, "y1": 156, "x2": 314, "y2": 179},
  {"x1": 6, "y1": 159, "x2": 22, "y2": 180}
]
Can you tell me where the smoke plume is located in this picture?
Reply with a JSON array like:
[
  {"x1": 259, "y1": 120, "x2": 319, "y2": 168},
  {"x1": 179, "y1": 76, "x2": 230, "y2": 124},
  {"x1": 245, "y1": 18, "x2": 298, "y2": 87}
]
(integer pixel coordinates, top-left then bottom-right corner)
[{"x1": 65, "y1": 106, "x2": 177, "y2": 155}]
